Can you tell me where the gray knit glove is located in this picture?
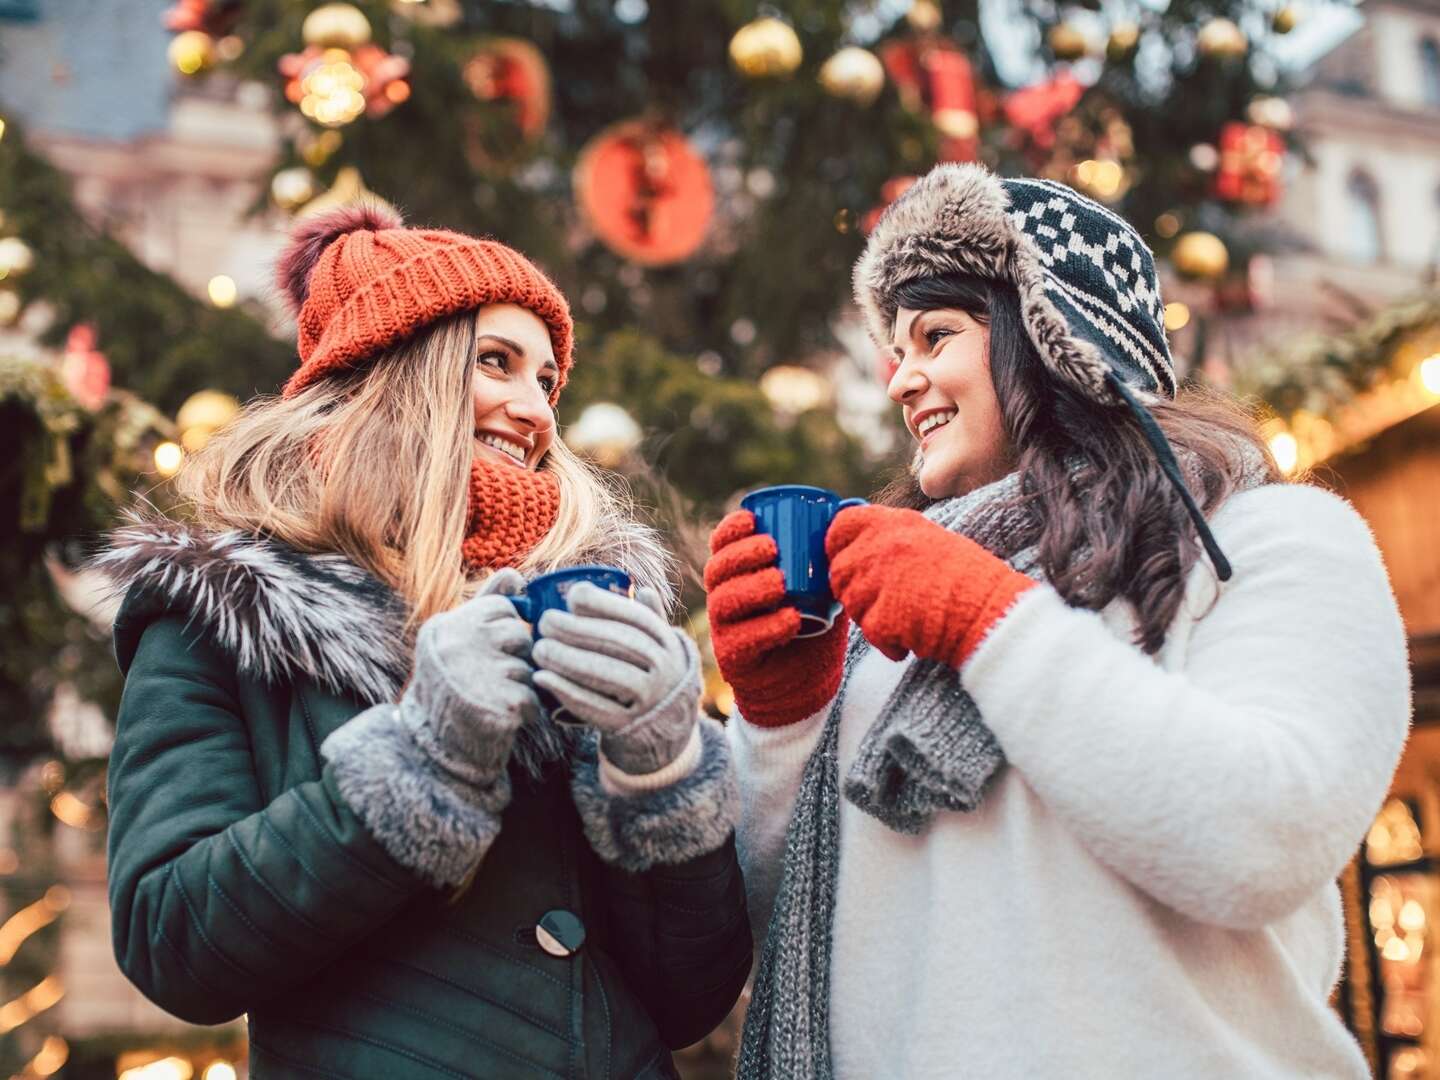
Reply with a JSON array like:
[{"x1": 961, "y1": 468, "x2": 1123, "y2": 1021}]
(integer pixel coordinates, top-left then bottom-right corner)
[
  {"x1": 532, "y1": 583, "x2": 701, "y2": 776},
  {"x1": 321, "y1": 569, "x2": 541, "y2": 888},
  {"x1": 402, "y1": 567, "x2": 540, "y2": 783}
]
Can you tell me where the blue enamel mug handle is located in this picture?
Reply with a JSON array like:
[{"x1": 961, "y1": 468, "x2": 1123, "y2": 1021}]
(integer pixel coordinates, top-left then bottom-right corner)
[{"x1": 739, "y1": 486, "x2": 868, "y2": 640}]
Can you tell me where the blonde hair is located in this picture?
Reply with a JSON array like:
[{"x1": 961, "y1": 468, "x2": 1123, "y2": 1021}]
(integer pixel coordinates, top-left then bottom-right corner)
[{"x1": 176, "y1": 310, "x2": 674, "y2": 629}]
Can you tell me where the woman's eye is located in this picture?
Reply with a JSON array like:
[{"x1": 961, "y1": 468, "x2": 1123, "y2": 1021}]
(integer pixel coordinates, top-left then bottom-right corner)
[
  {"x1": 538, "y1": 374, "x2": 557, "y2": 395},
  {"x1": 925, "y1": 328, "x2": 954, "y2": 348},
  {"x1": 477, "y1": 350, "x2": 507, "y2": 372}
]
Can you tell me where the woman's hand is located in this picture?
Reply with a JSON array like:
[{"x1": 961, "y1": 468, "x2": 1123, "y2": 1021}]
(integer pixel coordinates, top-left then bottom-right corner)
[
  {"x1": 704, "y1": 510, "x2": 848, "y2": 728},
  {"x1": 826, "y1": 504, "x2": 1035, "y2": 669},
  {"x1": 401, "y1": 568, "x2": 542, "y2": 785},
  {"x1": 531, "y1": 584, "x2": 700, "y2": 776}
]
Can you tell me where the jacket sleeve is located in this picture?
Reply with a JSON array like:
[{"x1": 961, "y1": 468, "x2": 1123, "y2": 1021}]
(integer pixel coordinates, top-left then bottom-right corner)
[
  {"x1": 570, "y1": 719, "x2": 752, "y2": 1046},
  {"x1": 962, "y1": 483, "x2": 1412, "y2": 930},
  {"x1": 726, "y1": 704, "x2": 829, "y2": 947},
  {"x1": 107, "y1": 616, "x2": 425, "y2": 1024}
]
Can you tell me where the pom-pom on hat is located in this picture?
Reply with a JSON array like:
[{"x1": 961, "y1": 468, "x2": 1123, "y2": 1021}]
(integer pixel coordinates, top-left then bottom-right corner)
[{"x1": 275, "y1": 199, "x2": 573, "y2": 401}]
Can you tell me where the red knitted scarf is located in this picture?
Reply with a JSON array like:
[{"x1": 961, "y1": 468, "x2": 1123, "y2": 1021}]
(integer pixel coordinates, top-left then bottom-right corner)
[{"x1": 461, "y1": 459, "x2": 560, "y2": 572}]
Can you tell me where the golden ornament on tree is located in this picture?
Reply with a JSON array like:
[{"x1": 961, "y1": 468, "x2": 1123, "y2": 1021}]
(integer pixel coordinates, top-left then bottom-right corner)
[
  {"x1": 729, "y1": 17, "x2": 803, "y2": 79},
  {"x1": 0, "y1": 236, "x2": 35, "y2": 278},
  {"x1": 906, "y1": 0, "x2": 943, "y2": 33},
  {"x1": 1272, "y1": 5, "x2": 1301, "y2": 33},
  {"x1": 297, "y1": 166, "x2": 378, "y2": 219},
  {"x1": 302, "y1": 3, "x2": 372, "y2": 50},
  {"x1": 177, "y1": 390, "x2": 241, "y2": 451},
  {"x1": 1049, "y1": 22, "x2": 1090, "y2": 61},
  {"x1": 168, "y1": 30, "x2": 216, "y2": 75},
  {"x1": 271, "y1": 167, "x2": 318, "y2": 210},
  {"x1": 1106, "y1": 22, "x2": 1140, "y2": 61},
  {"x1": 1172, "y1": 231, "x2": 1229, "y2": 280},
  {"x1": 1197, "y1": 18, "x2": 1248, "y2": 60},
  {"x1": 819, "y1": 47, "x2": 885, "y2": 105}
]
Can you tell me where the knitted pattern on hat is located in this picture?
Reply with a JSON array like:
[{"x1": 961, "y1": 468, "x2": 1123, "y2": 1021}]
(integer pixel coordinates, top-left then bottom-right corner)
[
  {"x1": 461, "y1": 459, "x2": 560, "y2": 572},
  {"x1": 853, "y1": 164, "x2": 1174, "y2": 402},
  {"x1": 276, "y1": 201, "x2": 573, "y2": 401}
]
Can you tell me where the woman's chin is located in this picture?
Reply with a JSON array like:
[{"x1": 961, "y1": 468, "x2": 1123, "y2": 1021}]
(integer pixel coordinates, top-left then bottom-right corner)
[{"x1": 916, "y1": 459, "x2": 960, "y2": 501}]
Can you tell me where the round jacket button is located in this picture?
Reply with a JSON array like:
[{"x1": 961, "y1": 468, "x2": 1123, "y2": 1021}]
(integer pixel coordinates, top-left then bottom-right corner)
[{"x1": 535, "y1": 909, "x2": 586, "y2": 957}]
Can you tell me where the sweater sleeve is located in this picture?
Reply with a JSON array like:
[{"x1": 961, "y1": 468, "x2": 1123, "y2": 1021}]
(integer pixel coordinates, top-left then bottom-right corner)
[
  {"x1": 963, "y1": 483, "x2": 1411, "y2": 930},
  {"x1": 107, "y1": 617, "x2": 424, "y2": 1024},
  {"x1": 726, "y1": 705, "x2": 831, "y2": 944}
]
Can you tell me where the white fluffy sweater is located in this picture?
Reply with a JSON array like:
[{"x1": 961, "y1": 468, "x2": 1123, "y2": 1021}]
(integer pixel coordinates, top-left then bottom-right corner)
[{"x1": 729, "y1": 483, "x2": 1411, "y2": 1078}]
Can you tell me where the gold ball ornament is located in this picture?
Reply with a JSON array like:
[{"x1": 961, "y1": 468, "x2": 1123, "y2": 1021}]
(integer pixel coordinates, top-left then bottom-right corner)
[
  {"x1": 729, "y1": 17, "x2": 802, "y2": 79},
  {"x1": 819, "y1": 47, "x2": 885, "y2": 105},
  {"x1": 168, "y1": 30, "x2": 216, "y2": 76},
  {"x1": 1049, "y1": 22, "x2": 1090, "y2": 61},
  {"x1": 1198, "y1": 18, "x2": 1248, "y2": 60},
  {"x1": 1106, "y1": 22, "x2": 1140, "y2": 61},
  {"x1": 1272, "y1": 5, "x2": 1301, "y2": 34},
  {"x1": 177, "y1": 390, "x2": 241, "y2": 451},
  {"x1": 1172, "y1": 231, "x2": 1229, "y2": 280},
  {"x1": 271, "y1": 167, "x2": 317, "y2": 210},
  {"x1": 302, "y1": 3, "x2": 372, "y2": 49},
  {"x1": 907, "y1": 0, "x2": 943, "y2": 33},
  {"x1": 1247, "y1": 95, "x2": 1294, "y2": 130},
  {"x1": 0, "y1": 236, "x2": 34, "y2": 278}
]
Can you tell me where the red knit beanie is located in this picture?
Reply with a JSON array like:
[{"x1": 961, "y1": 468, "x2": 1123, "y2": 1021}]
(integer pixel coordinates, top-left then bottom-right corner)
[{"x1": 275, "y1": 200, "x2": 573, "y2": 401}]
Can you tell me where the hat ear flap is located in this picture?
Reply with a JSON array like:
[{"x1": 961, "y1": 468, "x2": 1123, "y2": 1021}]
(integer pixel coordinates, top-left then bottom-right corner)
[{"x1": 274, "y1": 199, "x2": 404, "y2": 316}]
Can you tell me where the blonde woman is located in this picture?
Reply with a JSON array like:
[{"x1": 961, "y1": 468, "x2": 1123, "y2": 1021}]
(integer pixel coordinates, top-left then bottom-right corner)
[{"x1": 98, "y1": 204, "x2": 749, "y2": 1079}]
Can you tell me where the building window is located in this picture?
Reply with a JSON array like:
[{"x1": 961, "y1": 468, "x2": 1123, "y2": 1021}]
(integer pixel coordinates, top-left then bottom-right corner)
[
  {"x1": 1347, "y1": 171, "x2": 1385, "y2": 265},
  {"x1": 1423, "y1": 39, "x2": 1440, "y2": 109}
]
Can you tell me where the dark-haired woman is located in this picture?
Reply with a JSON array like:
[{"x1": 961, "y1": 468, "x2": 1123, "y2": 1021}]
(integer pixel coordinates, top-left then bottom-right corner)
[{"x1": 705, "y1": 165, "x2": 1410, "y2": 1078}]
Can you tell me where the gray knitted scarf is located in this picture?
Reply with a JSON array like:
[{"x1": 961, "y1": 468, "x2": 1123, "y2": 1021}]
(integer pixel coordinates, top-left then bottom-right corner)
[{"x1": 736, "y1": 455, "x2": 1267, "y2": 1079}]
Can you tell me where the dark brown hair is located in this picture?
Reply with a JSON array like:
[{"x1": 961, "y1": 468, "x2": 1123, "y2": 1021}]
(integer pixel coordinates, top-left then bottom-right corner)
[{"x1": 880, "y1": 274, "x2": 1281, "y2": 654}]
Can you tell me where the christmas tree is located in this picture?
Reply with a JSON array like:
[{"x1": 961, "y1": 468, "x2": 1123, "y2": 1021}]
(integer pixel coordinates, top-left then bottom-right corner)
[{"x1": 164, "y1": 0, "x2": 1320, "y2": 526}]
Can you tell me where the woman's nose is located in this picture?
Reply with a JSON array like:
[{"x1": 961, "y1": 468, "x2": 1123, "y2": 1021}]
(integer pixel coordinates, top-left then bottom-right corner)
[
  {"x1": 504, "y1": 383, "x2": 554, "y2": 431},
  {"x1": 887, "y1": 357, "x2": 927, "y2": 404}
]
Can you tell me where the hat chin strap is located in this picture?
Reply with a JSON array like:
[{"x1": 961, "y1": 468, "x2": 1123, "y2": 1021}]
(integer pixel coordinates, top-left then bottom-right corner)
[{"x1": 1103, "y1": 371, "x2": 1233, "y2": 582}]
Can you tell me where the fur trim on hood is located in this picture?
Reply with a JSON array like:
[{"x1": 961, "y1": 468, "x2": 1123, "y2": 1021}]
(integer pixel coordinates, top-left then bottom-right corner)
[{"x1": 92, "y1": 516, "x2": 677, "y2": 778}]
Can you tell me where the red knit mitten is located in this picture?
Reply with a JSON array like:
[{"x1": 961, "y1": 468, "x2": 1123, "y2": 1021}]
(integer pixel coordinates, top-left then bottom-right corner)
[
  {"x1": 705, "y1": 510, "x2": 849, "y2": 728},
  {"x1": 826, "y1": 504, "x2": 1036, "y2": 670}
]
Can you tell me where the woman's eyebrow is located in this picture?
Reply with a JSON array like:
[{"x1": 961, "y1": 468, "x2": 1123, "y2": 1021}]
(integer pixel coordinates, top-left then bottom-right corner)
[{"x1": 477, "y1": 333, "x2": 524, "y2": 355}]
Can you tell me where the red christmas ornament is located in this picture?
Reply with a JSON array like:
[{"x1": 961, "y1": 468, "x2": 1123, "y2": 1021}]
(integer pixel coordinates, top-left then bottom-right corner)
[
  {"x1": 164, "y1": 0, "x2": 242, "y2": 36},
  {"x1": 574, "y1": 120, "x2": 714, "y2": 266},
  {"x1": 1214, "y1": 122, "x2": 1284, "y2": 207},
  {"x1": 60, "y1": 324, "x2": 110, "y2": 411},
  {"x1": 880, "y1": 39, "x2": 979, "y2": 162},
  {"x1": 462, "y1": 37, "x2": 553, "y2": 172},
  {"x1": 1003, "y1": 72, "x2": 1085, "y2": 153}
]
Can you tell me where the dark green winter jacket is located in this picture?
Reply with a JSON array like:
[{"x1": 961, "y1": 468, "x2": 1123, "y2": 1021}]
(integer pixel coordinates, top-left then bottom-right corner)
[{"x1": 98, "y1": 522, "x2": 750, "y2": 1079}]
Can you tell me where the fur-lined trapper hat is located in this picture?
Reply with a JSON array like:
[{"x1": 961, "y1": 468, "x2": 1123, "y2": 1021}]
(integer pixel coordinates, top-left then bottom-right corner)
[
  {"x1": 854, "y1": 164, "x2": 1173, "y2": 402},
  {"x1": 854, "y1": 164, "x2": 1232, "y2": 579}
]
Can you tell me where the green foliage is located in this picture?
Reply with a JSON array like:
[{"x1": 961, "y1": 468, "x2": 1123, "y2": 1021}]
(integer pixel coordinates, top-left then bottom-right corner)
[
  {"x1": 0, "y1": 355, "x2": 170, "y2": 766},
  {"x1": 1232, "y1": 290, "x2": 1440, "y2": 419},
  {"x1": 566, "y1": 327, "x2": 874, "y2": 515}
]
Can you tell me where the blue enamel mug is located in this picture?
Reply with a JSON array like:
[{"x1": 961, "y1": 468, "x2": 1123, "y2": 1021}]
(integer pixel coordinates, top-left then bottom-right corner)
[
  {"x1": 509, "y1": 565, "x2": 634, "y2": 722},
  {"x1": 740, "y1": 485, "x2": 867, "y2": 639},
  {"x1": 508, "y1": 565, "x2": 634, "y2": 638}
]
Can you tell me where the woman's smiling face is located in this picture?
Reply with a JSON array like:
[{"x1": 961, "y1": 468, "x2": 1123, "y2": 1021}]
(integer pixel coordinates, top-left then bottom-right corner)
[
  {"x1": 888, "y1": 305, "x2": 1011, "y2": 499},
  {"x1": 470, "y1": 304, "x2": 558, "y2": 471}
]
